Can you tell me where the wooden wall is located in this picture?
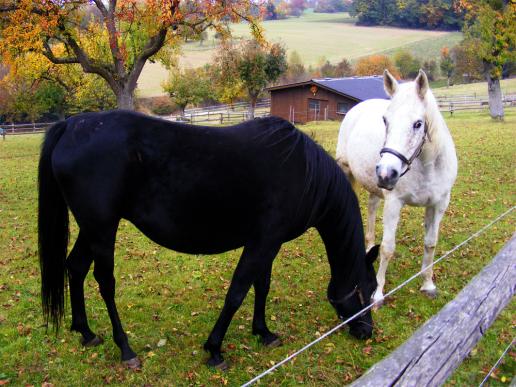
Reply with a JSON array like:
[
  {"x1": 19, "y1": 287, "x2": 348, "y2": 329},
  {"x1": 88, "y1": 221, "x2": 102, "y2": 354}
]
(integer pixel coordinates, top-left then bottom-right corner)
[{"x1": 269, "y1": 83, "x2": 359, "y2": 124}]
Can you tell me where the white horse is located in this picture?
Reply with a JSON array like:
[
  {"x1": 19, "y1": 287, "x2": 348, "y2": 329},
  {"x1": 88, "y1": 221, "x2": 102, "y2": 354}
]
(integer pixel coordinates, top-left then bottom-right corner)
[{"x1": 336, "y1": 69, "x2": 457, "y2": 305}]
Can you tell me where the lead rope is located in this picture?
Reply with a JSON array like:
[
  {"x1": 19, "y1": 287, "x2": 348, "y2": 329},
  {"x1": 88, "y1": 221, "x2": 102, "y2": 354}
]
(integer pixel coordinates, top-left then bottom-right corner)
[{"x1": 242, "y1": 205, "x2": 515, "y2": 387}]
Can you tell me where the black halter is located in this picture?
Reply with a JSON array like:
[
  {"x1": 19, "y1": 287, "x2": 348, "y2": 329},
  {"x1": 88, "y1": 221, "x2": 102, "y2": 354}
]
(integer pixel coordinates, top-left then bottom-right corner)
[
  {"x1": 380, "y1": 124, "x2": 431, "y2": 177},
  {"x1": 329, "y1": 285, "x2": 367, "y2": 319}
]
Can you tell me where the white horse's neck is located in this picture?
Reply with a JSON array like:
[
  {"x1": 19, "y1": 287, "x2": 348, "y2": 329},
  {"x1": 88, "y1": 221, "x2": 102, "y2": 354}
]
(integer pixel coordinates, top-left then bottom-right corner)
[{"x1": 420, "y1": 90, "x2": 455, "y2": 167}]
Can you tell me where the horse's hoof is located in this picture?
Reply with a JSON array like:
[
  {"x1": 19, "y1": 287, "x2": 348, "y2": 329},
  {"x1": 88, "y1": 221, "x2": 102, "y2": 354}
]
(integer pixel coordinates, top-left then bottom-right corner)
[
  {"x1": 207, "y1": 357, "x2": 228, "y2": 371},
  {"x1": 264, "y1": 337, "x2": 282, "y2": 348},
  {"x1": 421, "y1": 288, "x2": 438, "y2": 299},
  {"x1": 81, "y1": 335, "x2": 104, "y2": 347},
  {"x1": 123, "y1": 357, "x2": 142, "y2": 370}
]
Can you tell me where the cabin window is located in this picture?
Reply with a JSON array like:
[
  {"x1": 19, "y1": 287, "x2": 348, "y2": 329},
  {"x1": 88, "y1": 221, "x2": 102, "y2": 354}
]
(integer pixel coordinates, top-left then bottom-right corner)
[
  {"x1": 337, "y1": 101, "x2": 354, "y2": 114},
  {"x1": 308, "y1": 99, "x2": 320, "y2": 112}
]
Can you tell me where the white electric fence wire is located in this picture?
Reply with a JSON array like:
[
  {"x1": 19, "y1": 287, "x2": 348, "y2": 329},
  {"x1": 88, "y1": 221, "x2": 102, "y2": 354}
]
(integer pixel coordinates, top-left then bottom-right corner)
[
  {"x1": 478, "y1": 338, "x2": 515, "y2": 387},
  {"x1": 242, "y1": 205, "x2": 515, "y2": 387}
]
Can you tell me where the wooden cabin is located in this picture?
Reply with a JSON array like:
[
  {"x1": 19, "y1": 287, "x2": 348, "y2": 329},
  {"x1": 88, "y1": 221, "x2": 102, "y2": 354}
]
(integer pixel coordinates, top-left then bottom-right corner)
[{"x1": 267, "y1": 76, "x2": 389, "y2": 124}]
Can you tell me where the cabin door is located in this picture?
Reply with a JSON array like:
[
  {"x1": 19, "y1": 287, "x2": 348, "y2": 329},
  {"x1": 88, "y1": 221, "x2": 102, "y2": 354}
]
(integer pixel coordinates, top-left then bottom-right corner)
[{"x1": 308, "y1": 99, "x2": 328, "y2": 121}]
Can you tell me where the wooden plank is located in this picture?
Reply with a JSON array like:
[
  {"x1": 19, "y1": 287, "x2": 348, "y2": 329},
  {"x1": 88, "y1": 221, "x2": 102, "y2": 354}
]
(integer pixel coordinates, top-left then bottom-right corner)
[{"x1": 352, "y1": 235, "x2": 516, "y2": 387}]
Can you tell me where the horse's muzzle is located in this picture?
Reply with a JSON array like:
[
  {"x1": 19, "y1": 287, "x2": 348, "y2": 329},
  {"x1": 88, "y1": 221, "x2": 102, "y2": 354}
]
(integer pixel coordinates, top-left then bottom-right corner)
[{"x1": 376, "y1": 164, "x2": 399, "y2": 190}]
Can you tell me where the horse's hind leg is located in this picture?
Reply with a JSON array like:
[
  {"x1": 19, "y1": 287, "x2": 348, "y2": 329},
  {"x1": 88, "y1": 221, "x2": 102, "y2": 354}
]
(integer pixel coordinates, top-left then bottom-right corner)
[
  {"x1": 252, "y1": 255, "x2": 281, "y2": 347},
  {"x1": 67, "y1": 232, "x2": 101, "y2": 346},
  {"x1": 89, "y1": 223, "x2": 140, "y2": 368},
  {"x1": 421, "y1": 196, "x2": 449, "y2": 298},
  {"x1": 204, "y1": 242, "x2": 280, "y2": 369},
  {"x1": 337, "y1": 158, "x2": 360, "y2": 196},
  {"x1": 366, "y1": 194, "x2": 381, "y2": 251}
]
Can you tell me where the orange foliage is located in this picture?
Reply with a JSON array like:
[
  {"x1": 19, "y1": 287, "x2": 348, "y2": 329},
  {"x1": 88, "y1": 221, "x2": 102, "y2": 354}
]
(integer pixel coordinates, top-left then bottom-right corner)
[{"x1": 354, "y1": 55, "x2": 400, "y2": 78}]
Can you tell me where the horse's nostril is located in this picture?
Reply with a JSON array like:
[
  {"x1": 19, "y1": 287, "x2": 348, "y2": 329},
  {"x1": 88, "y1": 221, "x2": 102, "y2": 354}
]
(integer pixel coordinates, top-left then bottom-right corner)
[{"x1": 390, "y1": 169, "x2": 399, "y2": 179}]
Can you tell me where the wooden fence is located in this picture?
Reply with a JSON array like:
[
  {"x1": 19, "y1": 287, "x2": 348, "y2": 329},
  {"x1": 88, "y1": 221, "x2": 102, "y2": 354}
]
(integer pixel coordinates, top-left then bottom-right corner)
[
  {"x1": 0, "y1": 122, "x2": 52, "y2": 137},
  {"x1": 1, "y1": 94, "x2": 514, "y2": 137},
  {"x1": 351, "y1": 235, "x2": 516, "y2": 386},
  {"x1": 437, "y1": 93, "x2": 516, "y2": 114}
]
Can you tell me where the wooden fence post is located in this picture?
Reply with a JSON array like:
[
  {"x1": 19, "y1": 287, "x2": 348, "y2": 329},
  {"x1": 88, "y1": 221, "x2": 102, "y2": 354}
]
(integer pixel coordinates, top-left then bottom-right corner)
[{"x1": 351, "y1": 234, "x2": 516, "y2": 387}]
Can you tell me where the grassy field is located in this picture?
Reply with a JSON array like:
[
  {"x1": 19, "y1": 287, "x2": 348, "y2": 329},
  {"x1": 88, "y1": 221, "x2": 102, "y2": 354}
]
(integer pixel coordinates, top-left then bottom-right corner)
[
  {"x1": 432, "y1": 78, "x2": 516, "y2": 97},
  {"x1": 0, "y1": 111, "x2": 514, "y2": 386},
  {"x1": 137, "y1": 12, "x2": 461, "y2": 97}
]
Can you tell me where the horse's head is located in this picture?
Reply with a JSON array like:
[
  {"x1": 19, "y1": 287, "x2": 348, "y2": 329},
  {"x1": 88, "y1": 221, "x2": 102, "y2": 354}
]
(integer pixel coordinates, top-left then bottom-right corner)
[
  {"x1": 376, "y1": 69, "x2": 431, "y2": 190},
  {"x1": 327, "y1": 245, "x2": 379, "y2": 339}
]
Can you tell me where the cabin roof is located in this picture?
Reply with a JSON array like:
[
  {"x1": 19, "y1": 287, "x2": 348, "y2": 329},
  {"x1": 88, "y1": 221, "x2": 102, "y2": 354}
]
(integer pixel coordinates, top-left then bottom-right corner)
[{"x1": 268, "y1": 75, "x2": 389, "y2": 101}]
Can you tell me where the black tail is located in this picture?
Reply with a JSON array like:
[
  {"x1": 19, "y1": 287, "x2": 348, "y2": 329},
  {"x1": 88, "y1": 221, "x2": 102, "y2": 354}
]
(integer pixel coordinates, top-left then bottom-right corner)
[{"x1": 38, "y1": 121, "x2": 69, "y2": 332}]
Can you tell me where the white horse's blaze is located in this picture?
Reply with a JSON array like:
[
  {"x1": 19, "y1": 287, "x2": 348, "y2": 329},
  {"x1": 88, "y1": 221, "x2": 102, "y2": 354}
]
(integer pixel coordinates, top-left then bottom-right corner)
[{"x1": 336, "y1": 69, "x2": 457, "y2": 305}]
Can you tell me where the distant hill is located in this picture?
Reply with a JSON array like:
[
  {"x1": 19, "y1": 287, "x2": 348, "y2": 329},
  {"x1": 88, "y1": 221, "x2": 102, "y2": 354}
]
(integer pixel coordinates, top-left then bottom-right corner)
[{"x1": 138, "y1": 11, "x2": 462, "y2": 97}]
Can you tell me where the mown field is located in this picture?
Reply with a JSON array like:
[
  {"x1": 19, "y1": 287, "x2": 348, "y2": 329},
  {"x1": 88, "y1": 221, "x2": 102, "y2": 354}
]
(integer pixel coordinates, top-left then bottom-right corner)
[
  {"x1": 0, "y1": 111, "x2": 514, "y2": 386},
  {"x1": 431, "y1": 78, "x2": 516, "y2": 97},
  {"x1": 137, "y1": 12, "x2": 461, "y2": 97}
]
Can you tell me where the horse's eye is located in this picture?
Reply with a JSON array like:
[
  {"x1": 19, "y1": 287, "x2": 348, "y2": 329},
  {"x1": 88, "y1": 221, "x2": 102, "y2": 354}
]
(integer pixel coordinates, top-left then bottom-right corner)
[{"x1": 413, "y1": 120, "x2": 423, "y2": 129}]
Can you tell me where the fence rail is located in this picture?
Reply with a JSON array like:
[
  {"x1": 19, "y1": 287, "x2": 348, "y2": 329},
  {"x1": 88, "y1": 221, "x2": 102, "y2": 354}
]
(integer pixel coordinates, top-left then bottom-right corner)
[
  {"x1": 1, "y1": 94, "x2": 515, "y2": 137},
  {"x1": 352, "y1": 234, "x2": 516, "y2": 386},
  {"x1": 0, "y1": 122, "x2": 53, "y2": 137}
]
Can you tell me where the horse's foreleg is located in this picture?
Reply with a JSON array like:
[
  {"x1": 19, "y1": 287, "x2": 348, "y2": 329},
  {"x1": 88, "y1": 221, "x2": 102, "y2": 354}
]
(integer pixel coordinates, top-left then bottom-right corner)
[
  {"x1": 252, "y1": 254, "x2": 281, "y2": 347},
  {"x1": 372, "y1": 198, "x2": 402, "y2": 307},
  {"x1": 366, "y1": 194, "x2": 381, "y2": 251},
  {"x1": 421, "y1": 196, "x2": 449, "y2": 297},
  {"x1": 90, "y1": 226, "x2": 140, "y2": 369},
  {"x1": 204, "y1": 243, "x2": 280, "y2": 369},
  {"x1": 67, "y1": 233, "x2": 99, "y2": 346}
]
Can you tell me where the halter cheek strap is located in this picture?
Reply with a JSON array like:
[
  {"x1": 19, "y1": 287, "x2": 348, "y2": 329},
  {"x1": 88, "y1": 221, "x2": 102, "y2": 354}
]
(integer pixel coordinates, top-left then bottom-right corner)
[
  {"x1": 380, "y1": 125, "x2": 430, "y2": 178},
  {"x1": 329, "y1": 285, "x2": 367, "y2": 319}
]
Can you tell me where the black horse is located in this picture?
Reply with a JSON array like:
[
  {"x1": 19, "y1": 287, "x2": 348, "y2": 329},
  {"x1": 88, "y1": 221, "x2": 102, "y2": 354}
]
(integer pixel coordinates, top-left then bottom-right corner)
[{"x1": 38, "y1": 111, "x2": 378, "y2": 369}]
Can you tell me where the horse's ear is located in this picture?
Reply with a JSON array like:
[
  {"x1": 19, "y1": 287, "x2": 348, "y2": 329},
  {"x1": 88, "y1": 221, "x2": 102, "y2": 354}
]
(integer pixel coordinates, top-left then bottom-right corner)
[
  {"x1": 415, "y1": 69, "x2": 429, "y2": 100},
  {"x1": 383, "y1": 69, "x2": 398, "y2": 97},
  {"x1": 365, "y1": 245, "x2": 380, "y2": 265}
]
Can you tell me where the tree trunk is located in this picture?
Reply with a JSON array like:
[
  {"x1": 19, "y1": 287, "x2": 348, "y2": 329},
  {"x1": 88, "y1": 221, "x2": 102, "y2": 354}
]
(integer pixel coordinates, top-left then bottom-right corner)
[
  {"x1": 485, "y1": 70, "x2": 504, "y2": 120},
  {"x1": 116, "y1": 86, "x2": 135, "y2": 110},
  {"x1": 248, "y1": 94, "x2": 258, "y2": 119}
]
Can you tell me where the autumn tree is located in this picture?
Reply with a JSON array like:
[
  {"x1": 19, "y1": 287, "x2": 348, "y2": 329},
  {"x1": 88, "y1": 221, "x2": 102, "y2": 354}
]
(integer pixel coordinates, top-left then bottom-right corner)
[
  {"x1": 354, "y1": 55, "x2": 399, "y2": 78},
  {"x1": 451, "y1": 40, "x2": 483, "y2": 83},
  {"x1": 215, "y1": 40, "x2": 287, "y2": 118},
  {"x1": 0, "y1": 0, "x2": 261, "y2": 110},
  {"x1": 288, "y1": 0, "x2": 306, "y2": 16},
  {"x1": 163, "y1": 67, "x2": 211, "y2": 116},
  {"x1": 0, "y1": 51, "x2": 115, "y2": 121},
  {"x1": 334, "y1": 58, "x2": 353, "y2": 77},
  {"x1": 239, "y1": 40, "x2": 287, "y2": 118},
  {"x1": 394, "y1": 50, "x2": 421, "y2": 79},
  {"x1": 440, "y1": 47, "x2": 455, "y2": 87},
  {"x1": 211, "y1": 42, "x2": 245, "y2": 107},
  {"x1": 462, "y1": 1, "x2": 515, "y2": 120},
  {"x1": 281, "y1": 50, "x2": 307, "y2": 83}
]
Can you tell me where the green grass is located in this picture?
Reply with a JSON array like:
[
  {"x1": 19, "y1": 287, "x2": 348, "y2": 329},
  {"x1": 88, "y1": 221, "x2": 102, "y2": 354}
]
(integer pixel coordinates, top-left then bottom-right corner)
[
  {"x1": 432, "y1": 78, "x2": 516, "y2": 97},
  {"x1": 0, "y1": 111, "x2": 514, "y2": 386},
  {"x1": 137, "y1": 12, "x2": 461, "y2": 97}
]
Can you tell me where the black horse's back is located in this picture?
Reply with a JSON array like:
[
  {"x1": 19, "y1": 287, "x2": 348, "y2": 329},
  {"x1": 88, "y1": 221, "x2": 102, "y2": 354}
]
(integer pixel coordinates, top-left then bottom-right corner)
[{"x1": 49, "y1": 111, "x2": 324, "y2": 253}]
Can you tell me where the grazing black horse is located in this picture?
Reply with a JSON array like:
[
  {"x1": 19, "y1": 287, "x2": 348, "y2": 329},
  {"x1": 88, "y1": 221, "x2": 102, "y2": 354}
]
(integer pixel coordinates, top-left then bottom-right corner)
[{"x1": 38, "y1": 111, "x2": 378, "y2": 369}]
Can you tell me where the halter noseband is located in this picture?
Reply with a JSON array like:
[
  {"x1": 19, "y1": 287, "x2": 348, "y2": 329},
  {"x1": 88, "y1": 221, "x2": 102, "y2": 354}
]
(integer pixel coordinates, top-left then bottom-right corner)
[
  {"x1": 329, "y1": 285, "x2": 367, "y2": 319},
  {"x1": 380, "y1": 124, "x2": 430, "y2": 178}
]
